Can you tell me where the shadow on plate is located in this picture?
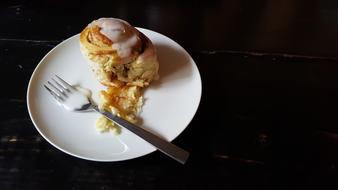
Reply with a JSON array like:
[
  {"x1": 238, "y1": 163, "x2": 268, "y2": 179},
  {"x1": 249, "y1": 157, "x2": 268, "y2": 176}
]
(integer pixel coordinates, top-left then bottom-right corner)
[{"x1": 150, "y1": 43, "x2": 193, "y2": 89}]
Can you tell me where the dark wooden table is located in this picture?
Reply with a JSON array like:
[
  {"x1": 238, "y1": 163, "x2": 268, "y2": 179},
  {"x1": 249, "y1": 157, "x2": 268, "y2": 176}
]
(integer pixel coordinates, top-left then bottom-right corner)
[{"x1": 2, "y1": 0, "x2": 338, "y2": 189}]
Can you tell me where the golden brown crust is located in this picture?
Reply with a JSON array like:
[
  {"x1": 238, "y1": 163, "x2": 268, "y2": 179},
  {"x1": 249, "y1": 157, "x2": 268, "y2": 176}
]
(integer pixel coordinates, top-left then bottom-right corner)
[
  {"x1": 80, "y1": 19, "x2": 159, "y2": 87},
  {"x1": 89, "y1": 25, "x2": 113, "y2": 46},
  {"x1": 80, "y1": 18, "x2": 159, "y2": 134},
  {"x1": 80, "y1": 26, "x2": 116, "y2": 60}
]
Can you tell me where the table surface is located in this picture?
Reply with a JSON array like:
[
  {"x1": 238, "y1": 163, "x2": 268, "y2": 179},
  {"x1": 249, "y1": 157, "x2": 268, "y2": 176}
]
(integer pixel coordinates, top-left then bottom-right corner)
[{"x1": 2, "y1": 0, "x2": 338, "y2": 189}]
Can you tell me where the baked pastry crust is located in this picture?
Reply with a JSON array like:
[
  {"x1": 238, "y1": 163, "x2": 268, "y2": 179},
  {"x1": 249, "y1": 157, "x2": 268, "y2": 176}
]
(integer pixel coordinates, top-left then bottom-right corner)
[
  {"x1": 80, "y1": 18, "x2": 159, "y2": 87},
  {"x1": 80, "y1": 18, "x2": 159, "y2": 134}
]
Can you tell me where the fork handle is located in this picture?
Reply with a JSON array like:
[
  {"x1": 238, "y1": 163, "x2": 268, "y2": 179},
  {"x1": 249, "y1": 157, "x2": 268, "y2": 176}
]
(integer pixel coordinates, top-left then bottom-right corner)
[{"x1": 93, "y1": 107, "x2": 190, "y2": 164}]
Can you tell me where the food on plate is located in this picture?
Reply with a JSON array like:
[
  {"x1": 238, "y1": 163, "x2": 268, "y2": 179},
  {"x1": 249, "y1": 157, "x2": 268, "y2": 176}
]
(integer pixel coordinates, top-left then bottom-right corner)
[
  {"x1": 80, "y1": 18, "x2": 159, "y2": 87},
  {"x1": 96, "y1": 85, "x2": 143, "y2": 134},
  {"x1": 80, "y1": 18, "x2": 159, "y2": 133}
]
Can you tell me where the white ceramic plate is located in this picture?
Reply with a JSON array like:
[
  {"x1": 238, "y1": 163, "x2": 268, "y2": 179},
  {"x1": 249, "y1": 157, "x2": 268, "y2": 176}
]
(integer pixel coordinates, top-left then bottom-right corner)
[{"x1": 27, "y1": 28, "x2": 202, "y2": 161}]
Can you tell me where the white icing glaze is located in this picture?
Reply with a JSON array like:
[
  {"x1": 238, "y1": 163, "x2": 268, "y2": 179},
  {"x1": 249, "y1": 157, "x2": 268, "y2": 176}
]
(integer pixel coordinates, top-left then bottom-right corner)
[
  {"x1": 112, "y1": 35, "x2": 138, "y2": 58},
  {"x1": 90, "y1": 18, "x2": 140, "y2": 59},
  {"x1": 62, "y1": 88, "x2": 91, "y2": 111}
]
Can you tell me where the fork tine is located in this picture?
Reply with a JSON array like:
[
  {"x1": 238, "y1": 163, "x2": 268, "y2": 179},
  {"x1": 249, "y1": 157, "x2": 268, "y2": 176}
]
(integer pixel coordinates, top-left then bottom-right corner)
[
  {"x1": 52, "y1": 78, "x2": 69, "y2": 93},
  {"x1": 55, "y1": 75, "x2": 75, "y2": 91},
  {"x1": 47, "y1": 81, "x2": 67, "y2": 98},
  {"x1": 44, "y1": 85, "x2": 64, "y2": 102}
]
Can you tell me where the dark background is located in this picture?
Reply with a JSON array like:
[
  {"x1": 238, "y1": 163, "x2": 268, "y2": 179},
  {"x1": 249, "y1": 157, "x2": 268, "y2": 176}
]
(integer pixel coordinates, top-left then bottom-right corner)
[{"x1": 1, "y1": 0, "x2": 338, "y2": 189}]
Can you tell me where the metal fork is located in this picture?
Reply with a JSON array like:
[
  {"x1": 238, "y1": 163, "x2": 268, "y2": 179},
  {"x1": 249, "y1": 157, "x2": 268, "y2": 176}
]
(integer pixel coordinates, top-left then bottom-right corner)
[{"x1": 44, "y1": 75, "x2": 190, "y2": 164}]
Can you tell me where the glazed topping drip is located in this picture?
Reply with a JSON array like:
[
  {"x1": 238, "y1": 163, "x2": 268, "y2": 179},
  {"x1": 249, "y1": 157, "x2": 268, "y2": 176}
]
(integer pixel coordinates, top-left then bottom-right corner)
[{"x1": 90, "y1": 18, "x2": 140, "y2": 59}]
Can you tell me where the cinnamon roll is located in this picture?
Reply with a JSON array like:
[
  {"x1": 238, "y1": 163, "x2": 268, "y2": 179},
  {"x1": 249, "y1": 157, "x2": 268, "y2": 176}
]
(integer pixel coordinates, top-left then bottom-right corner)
[
  {"x1": 80, "y1": 18, "x2": 159, "y2": 87},
  {"x1": 79, "y1": 18, "x2": 159, "y2": 134}
]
